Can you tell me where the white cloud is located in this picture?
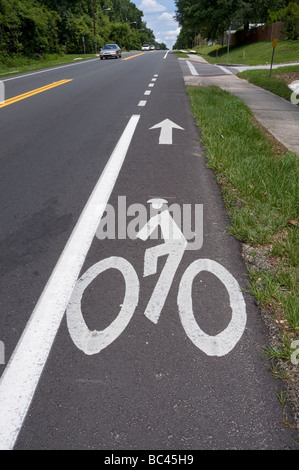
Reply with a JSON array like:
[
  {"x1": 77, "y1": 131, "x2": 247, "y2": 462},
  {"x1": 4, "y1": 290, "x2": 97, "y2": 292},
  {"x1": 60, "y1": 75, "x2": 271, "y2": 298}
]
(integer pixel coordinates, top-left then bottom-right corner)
[
  {"x1": 139, "y1": 0, "x2": 166, "y2": 13},
  {"x1": 139, "y1": 1, "x2": 180, "y2": 48},
  {"x1": 164, "y1": 27, "x2": 181, "y2": 40},
  {"x1": 158, "y1": 12, "x2": 176, "y2": 25}
]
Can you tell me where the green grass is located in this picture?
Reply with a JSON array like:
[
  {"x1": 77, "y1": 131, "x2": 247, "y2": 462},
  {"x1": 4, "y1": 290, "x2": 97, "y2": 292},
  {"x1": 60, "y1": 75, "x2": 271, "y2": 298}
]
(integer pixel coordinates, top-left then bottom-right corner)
[
  {"x1": 0, "y1": 53, "x2": 98, "y2": 77},
  {"x1": 191, "y1": 39, "x2": 299, "y2": 65},
  {"x1": 238, "y1": 65, "x2": 299, "y2": 104},
  {"x1": 187, "y1": 85, "x2": 299, "y2": 366},
  {"x1": 173, "y1": 51, "x2": 189, "y2": 58}
]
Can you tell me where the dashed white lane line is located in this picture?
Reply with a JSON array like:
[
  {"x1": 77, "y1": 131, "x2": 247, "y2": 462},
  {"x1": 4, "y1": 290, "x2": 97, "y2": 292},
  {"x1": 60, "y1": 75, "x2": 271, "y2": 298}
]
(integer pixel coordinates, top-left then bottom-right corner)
[
  {"x1": 140, "y1": 74, "x2": 158, "y2": 104},
  {"x1": 139, "y1": 74, "x2": 158, "y2": 106},
  {"x1": 0, "y1": 114, "x2": 141, "y2": 450}
]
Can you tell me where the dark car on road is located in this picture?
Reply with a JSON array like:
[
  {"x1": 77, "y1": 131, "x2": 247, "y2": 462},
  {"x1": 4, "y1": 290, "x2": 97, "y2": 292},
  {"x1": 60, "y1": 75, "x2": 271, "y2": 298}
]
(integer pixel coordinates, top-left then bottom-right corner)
[{"x1": 100, "y1": 44, "x2": 122, "y2": 59}]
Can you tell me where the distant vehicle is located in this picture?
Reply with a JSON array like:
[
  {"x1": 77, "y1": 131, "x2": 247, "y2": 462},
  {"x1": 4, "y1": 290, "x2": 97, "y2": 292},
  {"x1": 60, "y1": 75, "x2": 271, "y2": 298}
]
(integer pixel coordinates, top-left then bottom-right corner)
[
  {"x1": 142, "y1": 44, "x2": 150, "y2": 51},
  {"x1": 150, "y1": 45, "x2": 155, "y2": 50},
  {"x1": 156, "y1": 46, "x2": 160, "y2": 50},
  {"x1": 100, "y1": 44, "x2": 121, "y2": 59}
]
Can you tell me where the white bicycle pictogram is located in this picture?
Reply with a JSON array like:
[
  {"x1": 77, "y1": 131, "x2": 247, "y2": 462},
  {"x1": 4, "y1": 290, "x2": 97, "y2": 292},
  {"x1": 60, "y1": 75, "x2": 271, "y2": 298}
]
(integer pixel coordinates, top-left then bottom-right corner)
[{"x1": 66, "y1": 199, "x2": 247, "y2": 357}]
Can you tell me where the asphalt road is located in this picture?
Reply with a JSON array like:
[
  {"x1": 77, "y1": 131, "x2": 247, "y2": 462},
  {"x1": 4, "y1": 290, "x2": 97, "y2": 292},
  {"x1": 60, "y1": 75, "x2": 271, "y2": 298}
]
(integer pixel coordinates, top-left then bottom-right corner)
[{"x1": 0, "y1": 51, "x2": 298, "y2": 451}]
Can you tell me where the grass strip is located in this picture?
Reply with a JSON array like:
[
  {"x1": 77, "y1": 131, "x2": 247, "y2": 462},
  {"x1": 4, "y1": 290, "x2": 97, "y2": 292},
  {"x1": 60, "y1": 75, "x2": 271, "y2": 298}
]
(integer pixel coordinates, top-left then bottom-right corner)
[
  {"x1": 173, "y1": 51, "x2": 190, "y2": 59},
  {"x1": 187, "y1": 85, "x2": 299, "y2": 424},
  {"x1": 0, "y1": 53, "x2": 97, "y2": 78},
  {"x1": 238, "y1": 65, "x2": 299, "y2": 105},
  {"x1": 188, "y1": 40, "x2": 299, "y2": 66}
]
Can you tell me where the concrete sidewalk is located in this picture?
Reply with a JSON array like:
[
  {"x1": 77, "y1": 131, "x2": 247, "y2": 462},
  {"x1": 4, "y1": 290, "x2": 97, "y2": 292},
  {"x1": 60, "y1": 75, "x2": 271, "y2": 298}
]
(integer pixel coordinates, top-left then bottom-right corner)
[
  {"x1": 185, "y1": 53, "x2": 209, "y2": 64},
  {"x1": 183, "y1": 58, "x2": 299, "y2": 156}
]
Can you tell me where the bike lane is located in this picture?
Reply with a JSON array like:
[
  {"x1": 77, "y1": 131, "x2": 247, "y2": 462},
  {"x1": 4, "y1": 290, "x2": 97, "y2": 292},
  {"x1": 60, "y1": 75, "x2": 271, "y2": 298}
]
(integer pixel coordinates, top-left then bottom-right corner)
[{"x1": 13, "y1": 53, "x2": 298, "y2": 450}]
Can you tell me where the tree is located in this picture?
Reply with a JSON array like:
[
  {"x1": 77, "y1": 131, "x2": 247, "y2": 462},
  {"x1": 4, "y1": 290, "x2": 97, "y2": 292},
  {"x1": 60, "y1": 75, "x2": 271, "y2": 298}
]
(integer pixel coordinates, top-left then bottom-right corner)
[
  {"x1": 175, "y1": 0, "x2": 237, "y2": 40},
  {"x1": 108, "y1": 0, "x2": 143, "y2": 26},
  {"x1": 174, "y1": 0, "x2": 291, "y2": 46},
  {"x1": 0, "y1": 0, "x2": 61, "y2": 55},
  {"x1": 237, "y1": 0, "x2": 288, "y2": 30},
  {"x1": 0, "y1": 0, "x2": 157, "y2": 58},
  {"x1": 173, "y1": 24, "x2": 196, "y2": 49},
  {"x1": 269, "y1": 1, "x2": 299, "y2": 39}
]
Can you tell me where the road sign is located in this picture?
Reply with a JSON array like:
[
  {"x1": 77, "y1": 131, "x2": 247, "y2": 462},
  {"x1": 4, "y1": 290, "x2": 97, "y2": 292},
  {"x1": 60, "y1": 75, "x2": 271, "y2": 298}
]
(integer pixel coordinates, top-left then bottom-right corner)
[
  {"x1": 66, "y1": 199, "x2": 247, "y2": 357},
  {"x1": 270, "y1": 39, "x2": 278, "y2": 77}
]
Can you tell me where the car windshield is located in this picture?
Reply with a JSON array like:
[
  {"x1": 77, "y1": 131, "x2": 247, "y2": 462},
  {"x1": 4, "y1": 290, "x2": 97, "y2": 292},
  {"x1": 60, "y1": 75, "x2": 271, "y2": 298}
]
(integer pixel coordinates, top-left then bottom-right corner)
[{"x1": 103, "y1": 45, "x2": 117, "y2": 49}]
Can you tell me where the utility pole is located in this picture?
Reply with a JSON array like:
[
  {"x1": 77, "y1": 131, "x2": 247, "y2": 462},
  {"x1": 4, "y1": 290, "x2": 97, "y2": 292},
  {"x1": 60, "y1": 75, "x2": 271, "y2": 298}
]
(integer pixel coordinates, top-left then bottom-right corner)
[
  {"x1": 92, "y1": 5, "x2": 111, "y2": 54},
  {"x1": 227, "y1": 23, "x2": 231, "y2": 64},
  {"x1": 270, "y1": 38, "x2": 278, "y2": 78},
  {"x1": 93, "y1": 0, "x2": 96, "y2": 37}
]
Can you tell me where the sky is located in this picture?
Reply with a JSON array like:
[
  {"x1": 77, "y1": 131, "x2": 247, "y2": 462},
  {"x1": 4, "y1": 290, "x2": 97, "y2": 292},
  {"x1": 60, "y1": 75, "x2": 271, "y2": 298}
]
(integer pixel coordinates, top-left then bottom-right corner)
[{"x1": 138, "y1": 0, "x2": 180, "y2": 49}]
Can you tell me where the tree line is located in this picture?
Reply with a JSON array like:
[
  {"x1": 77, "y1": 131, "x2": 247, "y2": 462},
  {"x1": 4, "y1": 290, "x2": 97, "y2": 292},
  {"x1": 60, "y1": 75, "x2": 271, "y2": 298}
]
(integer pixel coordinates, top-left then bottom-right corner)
[
  {"x1": 0, "y1": 0, "x2": 166, "y2": 59},
  {"x1": 174, "y1": 0, "x2": 299, "y2": 48}
]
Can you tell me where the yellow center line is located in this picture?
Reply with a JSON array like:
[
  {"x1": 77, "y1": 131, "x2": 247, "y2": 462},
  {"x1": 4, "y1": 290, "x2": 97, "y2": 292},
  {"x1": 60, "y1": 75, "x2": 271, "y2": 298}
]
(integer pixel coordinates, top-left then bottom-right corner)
[
  {"x1": 0, "y1": 79, "x2": 73, "y2": 108},
  {"x1": 121, "y1": 52, "x2": 145, "y2": 61}
]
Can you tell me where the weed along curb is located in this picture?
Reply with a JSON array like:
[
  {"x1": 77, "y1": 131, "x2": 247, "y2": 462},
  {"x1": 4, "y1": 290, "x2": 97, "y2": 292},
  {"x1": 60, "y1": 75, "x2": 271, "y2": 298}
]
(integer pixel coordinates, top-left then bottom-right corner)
[
  {"x1": 184, "y1": 73, "x2": 299, "y2": 156},
  {"x1": 238, "y1": 65, "x2": 299, "y2": 107},
  {"x1": 186, "y1": 84, "x2": 299, "y2": 429}
]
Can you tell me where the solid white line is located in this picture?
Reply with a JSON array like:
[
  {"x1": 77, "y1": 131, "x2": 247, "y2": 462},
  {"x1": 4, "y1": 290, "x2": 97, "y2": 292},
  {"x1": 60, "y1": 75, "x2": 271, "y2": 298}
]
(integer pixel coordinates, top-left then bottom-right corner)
[
  {"x1": 0, "y1": 114, "x2": 140, "y2": 450},
  {"x1": 2, "y1": 58, "x2": 100, "y2": 82},
  {"x1": 218, "y1": 65, "x2": 233, "y2": 75},
  {"x1": 138, "y1": 100, "x2": 147, "y2": 106},
  {"x1": 0, "y1": 81, "x2": 4, "y2": 103},
  {"x1": 164, "y1": 51, "x2": 169, "y2": 59},
  {"x1": 186, "y1": 61, "x2": 199, "y2": 76}
]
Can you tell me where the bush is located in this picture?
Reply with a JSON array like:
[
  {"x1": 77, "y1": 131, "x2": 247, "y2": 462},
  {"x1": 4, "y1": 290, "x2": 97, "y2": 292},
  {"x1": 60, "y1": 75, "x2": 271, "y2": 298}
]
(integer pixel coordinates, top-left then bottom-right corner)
[
  {"x1": 65, "y1": 14, "x2": 93, "y2": 53},
  {"x1": 269, "y1": 2, "x2": 299, "y2": 40},
  {"x1": 0, "y1": 0, "x2": 61, "y2": 56}
]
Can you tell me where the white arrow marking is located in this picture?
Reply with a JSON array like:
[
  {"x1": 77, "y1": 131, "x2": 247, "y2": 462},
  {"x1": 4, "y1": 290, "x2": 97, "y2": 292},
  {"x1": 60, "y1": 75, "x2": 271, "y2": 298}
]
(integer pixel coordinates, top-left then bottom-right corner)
[{"x1": 149, "y1": 119, "x2": 184, "y2": 145}]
